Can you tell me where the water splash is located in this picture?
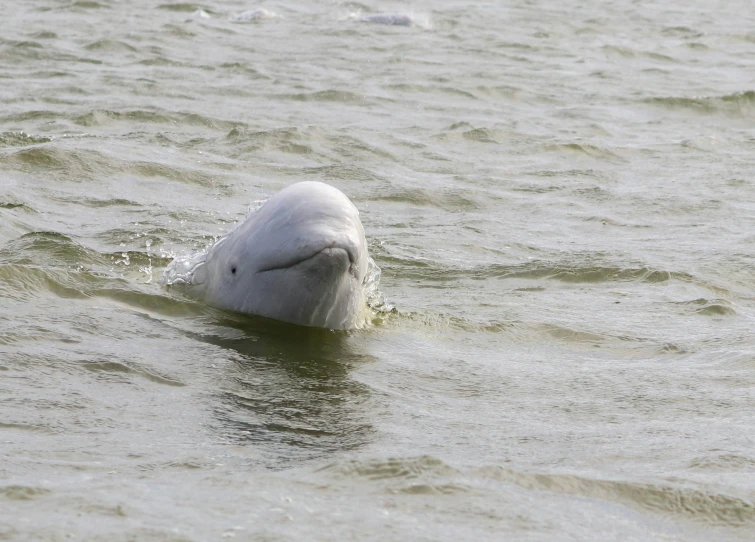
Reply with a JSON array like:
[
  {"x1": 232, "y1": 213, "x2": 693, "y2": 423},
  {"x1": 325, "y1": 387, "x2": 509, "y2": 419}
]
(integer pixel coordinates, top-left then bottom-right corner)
[
  {"x1": 160, "y1": 248, "x2": 207, "y2": 286},
  {"x1": 140, "y1": 238, "x2": 154, "y2": 284},
  {"x1": 363, "y1": 256, "x2": 392, "y2": 313}
]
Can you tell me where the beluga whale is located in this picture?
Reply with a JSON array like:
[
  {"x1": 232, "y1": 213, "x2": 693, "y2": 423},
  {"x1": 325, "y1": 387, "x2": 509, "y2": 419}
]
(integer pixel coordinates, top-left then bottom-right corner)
[{"x1": 161, "y1": 181, "x2": 378, "y2": 330}]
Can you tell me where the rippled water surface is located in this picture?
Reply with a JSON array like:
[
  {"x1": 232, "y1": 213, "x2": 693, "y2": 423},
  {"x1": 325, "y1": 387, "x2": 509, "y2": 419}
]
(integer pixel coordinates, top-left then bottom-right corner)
[{"x1": 2, "y1": 1, "x2": 755, "y2": 540}]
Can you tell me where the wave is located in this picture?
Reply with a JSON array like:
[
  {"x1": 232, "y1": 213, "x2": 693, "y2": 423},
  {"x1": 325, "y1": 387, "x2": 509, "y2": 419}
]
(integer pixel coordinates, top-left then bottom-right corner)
[
  {"x1": 381, "y1": 255, "x2": 696, "y2": 286},
  {"x1": 275, "y1": 89, "x2": 367, "y2": 104},
  {"x1": 0, "y1": 131, "x2": 53, "y2": 146},
  {"x1": 317, "y1": 456, "x2": 463, "y2": 495},
  {"x1": 224, "y1": 125, "x2": 397, "y2": 165},
  {"x1": 0, "y1": 144, "x2": 222, "y2": 187},
  {"x1": 644, "y1": 91, "x2": 755, "y2": 115},
  {"x1": 481, "y1": 466, "x2": 755, "y2": 526},
  {"x1": 73, "y1": 108, "x2": 242, "y2": 130},
  {"x1": 369, "y1": 186, "x2": 481, "y2": 211},
  {"x1": 156, "y1": 3, "x2": 206, "y2": 12}
]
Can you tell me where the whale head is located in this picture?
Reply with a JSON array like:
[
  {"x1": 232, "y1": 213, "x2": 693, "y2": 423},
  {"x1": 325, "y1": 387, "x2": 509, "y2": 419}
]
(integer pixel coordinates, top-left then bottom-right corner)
[{"x1": 188, "y1": 181, "x2": 371, "y2": 330}]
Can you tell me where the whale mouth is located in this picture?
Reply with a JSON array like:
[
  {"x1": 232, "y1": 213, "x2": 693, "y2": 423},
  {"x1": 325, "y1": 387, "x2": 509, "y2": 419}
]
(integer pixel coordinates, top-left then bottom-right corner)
[{"x1": 257, "y1": 246, "x2": 355, "y2": 274}]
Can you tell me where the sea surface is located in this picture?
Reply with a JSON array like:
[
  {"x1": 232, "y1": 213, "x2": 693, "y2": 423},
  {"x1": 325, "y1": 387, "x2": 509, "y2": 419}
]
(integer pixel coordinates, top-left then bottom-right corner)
[{"x1": 2, "y1": 1, "x2": 755, "y2": 540}]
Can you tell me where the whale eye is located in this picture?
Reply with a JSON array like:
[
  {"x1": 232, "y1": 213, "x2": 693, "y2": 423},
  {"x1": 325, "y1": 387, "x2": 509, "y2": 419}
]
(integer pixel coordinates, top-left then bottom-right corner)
[{"x1": 231, "y1": 266, "x2": 237, "y2": 275}]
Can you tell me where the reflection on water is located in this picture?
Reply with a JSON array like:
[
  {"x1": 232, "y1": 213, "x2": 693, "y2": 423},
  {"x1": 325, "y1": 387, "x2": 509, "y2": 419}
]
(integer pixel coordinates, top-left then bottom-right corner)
[{"x1": 197, "y1": 316, "x2": 376, "y2": 466}]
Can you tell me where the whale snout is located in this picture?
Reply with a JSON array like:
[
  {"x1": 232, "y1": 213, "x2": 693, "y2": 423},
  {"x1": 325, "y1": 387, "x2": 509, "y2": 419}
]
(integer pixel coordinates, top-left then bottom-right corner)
[
  {"x1": 257, "y1": 236, "x2": 362, "y2": 275},
  {"x1": 327, "y1": 236, "x2": 361, "y2": 265},
  {"x1": 310, "y1": 246, "x2": 353, "y2": 275}
]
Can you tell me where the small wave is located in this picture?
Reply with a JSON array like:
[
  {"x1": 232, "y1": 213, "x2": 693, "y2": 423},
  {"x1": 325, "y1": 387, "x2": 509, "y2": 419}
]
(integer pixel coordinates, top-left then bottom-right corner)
[
  {"x1": 0, "y1": 422, "x2": 56, "y2": 433},
  {"x1": 0, "y1": 265, "x2": 91, "y2": 302},
  {"x1": 433, "y1": 128, "x2": 500, "y2": 144},
  {"x1": 370, "y1": 187, "x2": 481, "y2": 211},
  {"x1": 397, "y1": 483, "x2": 467, "y2": 495},
  {"x1": 0, "y1": 131, "x2": 53, "y2": 146},
  {"x1": 477, "y1": 262, "x2": 693, "y2": 285},
  {"x1": 318, "y1": 455, "x2": 458, "y2": 481},
  {"x1": 225, "y1": 126, "x2": 395, "y2": 165},
  {"x1": 0, "y1": 232, "x2": 190, "y2": 314},
  {"x1": 688, "y1": 454, "x2": 755, "y2": 472},
  {"x1": 77, "y1": 197, "x2": 141, "y2": 209},
  {"x1": 277, "y1": 89, "x2": 366, "y2": 104},
  {"x1": 0, "y1": 486, "x2": 51, "y2": 501},
  {"x1": 301, "y1": 164, "x2": 378, "y2": 182},
  {"x1": 675, "y1": 298, "x2": 737, "y2": 317},
  {"x1": 481, "y1": 467, "x2": 755, "y2": 526},
  {"x1": 317, "y1": 456, "x2": 466, "y2": 495},
  {"x1": 82, "y1": 360, "x2": 184, "y2": 387},
  {"x1": 83, "y1": 39, "x2": 138, "y2": 53},
  {"x1": 0, "y1": 323, "x2": 82, "y2": 347},
  {"x1": 0, "y1": 146, "x2": 109, "y2": 177},
  {"x1": 603, "y1": 45, "x2": 678, "y2": 63},
  {"x1": 0, "y1": 201, "x2": 35, "y2": 212},
  {"x1": 0, "y1": 110, "x2": 66, "y2": 124},
  {"x1": 29, "y1": 31, "x2": 57, "y2": 39},
  {"x1": 1, "y1": 44, "x2": 103, "y2": 64},
  {"x1": 216, "y1": 63, "x2": 270, "y2": 78},
  {"x1": 135, "y1": 56, "x2": 192, "y2": 67},
  {"x1": 466, "y1": 126, "x2": 502, "y2": 142},
  {"x1": 6, "y1": 40, "x2": 43, "y2": 49},
  {"x1": 73, "y1": 108, "x2": 242, "y2": 130},
  {"x1": 384, "y1": 257, "x2": 695, "y2": 286},
  {"x1": 0, "y1": 232, "x2": 98, "y2": 267},
  {"x1": 124, "y1": 161, "x2": 220, "y2": 187},
  {"x1": 660, "y1": 26, "x2": 703, "y2": 38},
  {"x1": 538, "y1": 323, "x2": 607, "y2": 343},
  {"x1": 474, "y1": 84, "x2": 531, "y2": 101},
  {"x1": 542, "y1": 142, "x2": 622, "y2": 162},
  {"x1": 644, "y1": 91, "x2": 755, "y2": 115},
  {"x1": 226, "y1": 126, "x2": 315, "y2": 155},
  {"x1": 137, "y1": 460, "x2": 205, "y2": 471},
  {"x1": 156, "y1": 3, "x2": 207, "y2": 12},
  {"x1": 93, "y1": 287, "x2": 208, "y2": 317},
  {"x1": 375, "y1": 311, "x2": 687, "y2": 356},
  {"x1": 339, "y1": 2, "x2": 370, "y2": 11},
  {"x1": 1, "y1": 143, "x2": 225, "y2": 187},
  {"x1": 70, "y1": 1, "x2": 109, "y2": 8}
]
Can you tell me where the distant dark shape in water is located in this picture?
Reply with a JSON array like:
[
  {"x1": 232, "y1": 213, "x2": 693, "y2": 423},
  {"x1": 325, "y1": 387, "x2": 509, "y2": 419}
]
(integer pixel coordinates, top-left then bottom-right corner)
[
  {"x1": 230, "y1": 9, "x2": 276, "y2": 22},
  {"x1": 357, "y1": 13, "x2": 415, "y2": 27}
]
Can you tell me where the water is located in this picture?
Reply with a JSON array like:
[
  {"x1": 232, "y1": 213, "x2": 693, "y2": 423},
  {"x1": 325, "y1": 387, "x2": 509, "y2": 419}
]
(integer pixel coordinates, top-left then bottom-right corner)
[{"x1": 2, "y1": 0, "x2": 755, "y2": 540}]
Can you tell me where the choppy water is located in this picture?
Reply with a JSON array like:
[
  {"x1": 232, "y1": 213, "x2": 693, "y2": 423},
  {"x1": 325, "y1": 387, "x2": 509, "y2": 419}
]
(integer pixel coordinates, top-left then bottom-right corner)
[{"x1": 2, "y1": 1, "x2": 755, "y2": 540}]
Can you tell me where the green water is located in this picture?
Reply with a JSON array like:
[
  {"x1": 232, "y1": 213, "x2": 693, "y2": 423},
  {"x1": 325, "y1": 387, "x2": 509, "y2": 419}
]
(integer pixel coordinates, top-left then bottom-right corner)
[{"x1": 1, "y1": 1, "x2": 755, "y2": 540}]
